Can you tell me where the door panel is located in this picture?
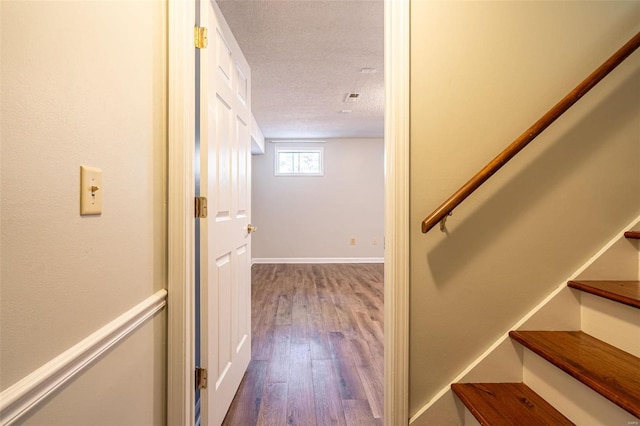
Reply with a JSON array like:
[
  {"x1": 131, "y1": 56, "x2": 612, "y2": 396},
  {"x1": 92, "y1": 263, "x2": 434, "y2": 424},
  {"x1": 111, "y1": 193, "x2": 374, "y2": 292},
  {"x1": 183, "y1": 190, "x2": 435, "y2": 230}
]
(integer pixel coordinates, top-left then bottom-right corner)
[
  {"x1": 236, "y1": 116, "x2": 249, "y2": 215},
  {"x1": 236, "y1": 67, "x2": 248, "y2": 105},
  {"x1": 214, "y1": 252, "x2": 232, "y2": 377},
  {"x1": 199, "y1": 0, "x2": 252, "y2": 424},
  {"x1": 236, "y1": 244, "x2": 249, "y2": 350},
  {"x1": 213, "y1": 95, "x2": 232, "y2": 218}
]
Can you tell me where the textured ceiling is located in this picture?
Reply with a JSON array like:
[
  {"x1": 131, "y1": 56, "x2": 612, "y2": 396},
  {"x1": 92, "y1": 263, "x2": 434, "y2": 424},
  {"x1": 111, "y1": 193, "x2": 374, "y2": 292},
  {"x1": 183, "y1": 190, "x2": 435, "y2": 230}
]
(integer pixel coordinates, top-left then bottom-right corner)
[{"x1": 216, "y1": 0, "x2": 384, "y2": 140}]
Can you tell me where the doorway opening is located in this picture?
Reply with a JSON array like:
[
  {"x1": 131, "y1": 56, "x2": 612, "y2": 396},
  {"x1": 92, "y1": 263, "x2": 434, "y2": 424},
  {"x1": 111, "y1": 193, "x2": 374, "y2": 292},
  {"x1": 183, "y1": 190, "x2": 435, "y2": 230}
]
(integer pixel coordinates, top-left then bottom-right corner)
[{"x1": 166, "y1": 0, "x2": 409, "y2": 424}]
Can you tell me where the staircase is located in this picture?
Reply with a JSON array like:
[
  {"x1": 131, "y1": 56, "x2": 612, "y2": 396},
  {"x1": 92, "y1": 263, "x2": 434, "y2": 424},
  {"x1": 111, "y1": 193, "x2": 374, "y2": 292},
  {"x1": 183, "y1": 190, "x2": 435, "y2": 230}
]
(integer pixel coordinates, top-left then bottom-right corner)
[{"x1": 452, "y1": 232, "x2": 640, "y2": 425}]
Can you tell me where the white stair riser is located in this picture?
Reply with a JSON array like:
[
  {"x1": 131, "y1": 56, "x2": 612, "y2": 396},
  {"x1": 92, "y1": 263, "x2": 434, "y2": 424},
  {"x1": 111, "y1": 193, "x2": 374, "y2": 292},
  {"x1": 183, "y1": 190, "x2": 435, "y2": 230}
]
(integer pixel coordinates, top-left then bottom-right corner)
[
  {"x1": 464, "y1": 409, "x2": 481, "y2": 426},
  {"x1": 522, "y1": 348, "x2": 636, "y2": 425},
  {"x1": 579, "y1": 291, "x2": 640, "y2": 357}
]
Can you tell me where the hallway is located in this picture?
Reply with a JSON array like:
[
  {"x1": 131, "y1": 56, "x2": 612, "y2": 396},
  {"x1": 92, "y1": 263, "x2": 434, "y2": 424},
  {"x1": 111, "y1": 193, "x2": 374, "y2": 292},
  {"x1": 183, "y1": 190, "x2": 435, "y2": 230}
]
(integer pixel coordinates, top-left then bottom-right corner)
[{"x1": 222, "y1": 263, "x2": 384, "y2": 425}]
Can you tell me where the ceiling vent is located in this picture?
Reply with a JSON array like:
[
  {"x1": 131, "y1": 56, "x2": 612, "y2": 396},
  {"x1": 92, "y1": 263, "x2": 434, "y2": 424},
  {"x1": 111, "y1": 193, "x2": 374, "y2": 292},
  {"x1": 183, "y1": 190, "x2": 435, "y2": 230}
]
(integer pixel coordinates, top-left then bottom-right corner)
[{"x1": 344, "y1": 93, "x2": 360, "y2": 103}]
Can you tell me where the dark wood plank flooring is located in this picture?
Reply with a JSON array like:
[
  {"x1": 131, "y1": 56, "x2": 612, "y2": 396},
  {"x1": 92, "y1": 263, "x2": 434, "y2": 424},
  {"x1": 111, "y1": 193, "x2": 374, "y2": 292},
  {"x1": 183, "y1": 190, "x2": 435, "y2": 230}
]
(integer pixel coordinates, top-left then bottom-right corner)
[{"x1": 223, "y1": 263, "x2": 384, "y2": 426}]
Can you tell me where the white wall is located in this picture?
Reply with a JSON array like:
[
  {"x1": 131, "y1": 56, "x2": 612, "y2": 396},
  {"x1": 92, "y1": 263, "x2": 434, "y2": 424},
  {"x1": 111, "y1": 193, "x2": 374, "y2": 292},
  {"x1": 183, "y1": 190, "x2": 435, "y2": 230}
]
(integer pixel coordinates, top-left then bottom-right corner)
[
  {"x1": 0, "y1": 1, "x2": 167, "y2": 423},
  {"x1": 252, "y1": 138, "x2": 384, "y2": 261},
  {"x1": 410, "y1": 0, "x2": 640, "y2": 419}
]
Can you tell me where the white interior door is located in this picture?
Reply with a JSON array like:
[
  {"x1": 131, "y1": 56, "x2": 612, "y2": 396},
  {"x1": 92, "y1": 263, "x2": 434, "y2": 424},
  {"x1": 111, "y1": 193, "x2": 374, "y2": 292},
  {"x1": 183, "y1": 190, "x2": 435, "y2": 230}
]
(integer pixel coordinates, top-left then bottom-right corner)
[{"x1": 199, "y1": 0, "x2": 252, "y2": 424}]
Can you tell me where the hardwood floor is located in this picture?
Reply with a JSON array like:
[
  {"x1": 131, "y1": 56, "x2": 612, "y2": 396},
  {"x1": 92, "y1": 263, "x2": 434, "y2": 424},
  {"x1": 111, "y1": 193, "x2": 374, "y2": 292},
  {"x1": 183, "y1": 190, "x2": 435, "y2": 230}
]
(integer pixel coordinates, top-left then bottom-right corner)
[{"x1": 222, "y1": 263, "x2": 384, "y2": 426}]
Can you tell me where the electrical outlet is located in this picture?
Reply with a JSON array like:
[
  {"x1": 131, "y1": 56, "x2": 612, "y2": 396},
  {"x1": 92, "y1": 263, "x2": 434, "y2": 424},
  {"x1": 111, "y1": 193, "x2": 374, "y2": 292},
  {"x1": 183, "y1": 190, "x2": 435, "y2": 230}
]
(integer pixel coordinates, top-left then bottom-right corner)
[
  {"x1": 372, "y1": 238, "x2": 377, "y2": 245},
  {"x1": 350, "y1": 238, "x2": 356, "y2": 245}
]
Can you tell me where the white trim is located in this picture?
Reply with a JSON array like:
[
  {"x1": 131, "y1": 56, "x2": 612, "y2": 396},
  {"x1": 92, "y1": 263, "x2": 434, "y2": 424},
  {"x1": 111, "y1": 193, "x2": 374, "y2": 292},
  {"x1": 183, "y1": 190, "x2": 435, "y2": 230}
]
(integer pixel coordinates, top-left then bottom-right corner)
[
  {"x1": 0, "y1": 290, "x2": 167, "y2": 426},
  {"x1": 409, "y1": 212, "x2": 640, "y2": 423},
  {"x1": 384, "y1": 0, "x2": 410, "y2": 425},
  {"x1": 251, "y1": 257, "x2": 384, "y2": 264},
  {"x1": 167, "y1": 0, "x2": 196, "y2": 424}
]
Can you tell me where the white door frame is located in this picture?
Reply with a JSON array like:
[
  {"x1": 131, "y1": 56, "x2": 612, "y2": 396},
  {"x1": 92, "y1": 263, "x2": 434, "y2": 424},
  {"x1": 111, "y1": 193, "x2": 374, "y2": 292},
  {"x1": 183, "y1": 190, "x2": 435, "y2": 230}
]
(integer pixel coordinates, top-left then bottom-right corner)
[
  {"x1": 383, "y1": 0, "x2": 410, "y2": 424},
  {"x1": 167, "y1": 0, "x2": 196, "y2": 424},
  {"x1": 166, "y1": 0, "x2": 410, "y2": 424}
]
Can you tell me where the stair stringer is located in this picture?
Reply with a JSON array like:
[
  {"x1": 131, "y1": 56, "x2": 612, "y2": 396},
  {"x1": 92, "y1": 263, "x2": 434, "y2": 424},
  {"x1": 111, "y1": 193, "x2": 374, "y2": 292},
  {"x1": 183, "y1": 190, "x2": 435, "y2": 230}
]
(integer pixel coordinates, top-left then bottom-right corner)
[
  {"x1": 409, "y1": 286, "x2": 580, "y2": 426},
  {"x1": 409, "y1": 214, "x2": 640, "y2": 426}
]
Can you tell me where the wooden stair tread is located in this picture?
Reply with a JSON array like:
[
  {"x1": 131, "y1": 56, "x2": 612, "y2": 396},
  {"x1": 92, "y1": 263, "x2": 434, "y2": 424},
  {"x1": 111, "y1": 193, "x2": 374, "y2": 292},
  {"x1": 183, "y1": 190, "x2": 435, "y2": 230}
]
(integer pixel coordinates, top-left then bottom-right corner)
[
  {"x1": 451, "y1": 382, "x2": 574, "y2": 426},
  {"x1": 624, "y1": 231, "x2": 640, "y2": 239},
  {"x1": 568, "y1": 280, "x2": 640, "y2": 308},
  {"x1": 509, "y1": 330, "x2": 640, "y2": 417}
]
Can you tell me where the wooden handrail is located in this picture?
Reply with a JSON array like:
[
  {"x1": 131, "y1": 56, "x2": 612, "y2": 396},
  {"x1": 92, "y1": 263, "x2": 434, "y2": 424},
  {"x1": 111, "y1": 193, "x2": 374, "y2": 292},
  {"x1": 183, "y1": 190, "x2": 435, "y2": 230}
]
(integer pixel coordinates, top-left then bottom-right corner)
[{"x1": 422, "y1": 31, "x2": 640, "y2": 233}]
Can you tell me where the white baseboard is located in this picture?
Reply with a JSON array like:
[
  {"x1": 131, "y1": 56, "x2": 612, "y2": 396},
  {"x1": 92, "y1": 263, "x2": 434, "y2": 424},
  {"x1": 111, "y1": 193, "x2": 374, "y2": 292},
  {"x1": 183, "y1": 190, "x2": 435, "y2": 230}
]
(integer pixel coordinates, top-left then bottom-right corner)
[
  {"x1": 0, "y1": 289, "x2": 168, "y2": 426},
  {"x1": 251, "y1": 257, "x2": 384, "y2": 264}
]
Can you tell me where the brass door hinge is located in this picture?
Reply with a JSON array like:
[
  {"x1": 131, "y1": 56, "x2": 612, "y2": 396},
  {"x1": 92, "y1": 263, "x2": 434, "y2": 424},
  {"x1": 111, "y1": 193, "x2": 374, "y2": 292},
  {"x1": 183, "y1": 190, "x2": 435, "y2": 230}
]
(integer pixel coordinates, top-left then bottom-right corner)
[
  {"x1": 195, "y1": 367, "x2": 208, "y2": 390},
  {"x1": 195, "y1": 26, "x2": 208, "y2": 49},
  {"x1": 195, "y1": 196, "x2": 208, "y2": 218}
]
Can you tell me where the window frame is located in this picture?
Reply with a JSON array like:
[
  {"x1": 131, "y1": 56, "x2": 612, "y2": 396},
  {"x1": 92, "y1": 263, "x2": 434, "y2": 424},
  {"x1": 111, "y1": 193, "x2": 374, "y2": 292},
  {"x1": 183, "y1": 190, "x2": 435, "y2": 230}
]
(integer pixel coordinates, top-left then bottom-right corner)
[{"x1": 274, "y1": 146, "x2": 324, "y2": 177}]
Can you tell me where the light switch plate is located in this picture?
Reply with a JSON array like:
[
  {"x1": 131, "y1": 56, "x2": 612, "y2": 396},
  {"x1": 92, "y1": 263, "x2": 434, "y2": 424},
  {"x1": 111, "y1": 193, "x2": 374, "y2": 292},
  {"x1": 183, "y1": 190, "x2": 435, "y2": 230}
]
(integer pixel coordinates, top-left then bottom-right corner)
[{"x1": 80, "y1": 166, "x2": 102, "y2": 215}]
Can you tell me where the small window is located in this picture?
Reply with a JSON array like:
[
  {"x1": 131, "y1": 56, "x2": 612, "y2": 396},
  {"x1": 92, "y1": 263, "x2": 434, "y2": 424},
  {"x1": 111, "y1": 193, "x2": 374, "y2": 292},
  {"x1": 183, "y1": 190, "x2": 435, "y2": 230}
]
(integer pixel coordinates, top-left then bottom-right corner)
[{"x1": 275, "y1": 147, "x2": 324, "y2": 176}]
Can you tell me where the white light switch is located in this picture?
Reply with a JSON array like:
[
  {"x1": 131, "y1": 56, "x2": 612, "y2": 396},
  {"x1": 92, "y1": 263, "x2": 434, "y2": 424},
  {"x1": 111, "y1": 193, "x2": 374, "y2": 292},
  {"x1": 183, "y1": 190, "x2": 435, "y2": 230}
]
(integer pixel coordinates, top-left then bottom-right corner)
[{"x1": 80, "y1": 166, "x2": 102, "y2": 215}]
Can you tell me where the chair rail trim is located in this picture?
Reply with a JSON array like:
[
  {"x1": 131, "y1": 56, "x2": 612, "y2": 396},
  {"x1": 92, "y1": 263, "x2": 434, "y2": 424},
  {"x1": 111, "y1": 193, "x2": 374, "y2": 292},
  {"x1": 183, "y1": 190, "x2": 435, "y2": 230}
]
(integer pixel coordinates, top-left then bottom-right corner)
[{"x1": 0, "y1": 289, "x2": 168, "y2": 426}]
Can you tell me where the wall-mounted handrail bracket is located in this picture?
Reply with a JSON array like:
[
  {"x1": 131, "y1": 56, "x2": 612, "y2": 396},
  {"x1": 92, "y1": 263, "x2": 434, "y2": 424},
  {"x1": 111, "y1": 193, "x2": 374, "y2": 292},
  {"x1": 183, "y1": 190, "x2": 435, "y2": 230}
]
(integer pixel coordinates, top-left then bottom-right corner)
[{"x1": 439, "y1": 211, "x2": 452, "y2": 232}]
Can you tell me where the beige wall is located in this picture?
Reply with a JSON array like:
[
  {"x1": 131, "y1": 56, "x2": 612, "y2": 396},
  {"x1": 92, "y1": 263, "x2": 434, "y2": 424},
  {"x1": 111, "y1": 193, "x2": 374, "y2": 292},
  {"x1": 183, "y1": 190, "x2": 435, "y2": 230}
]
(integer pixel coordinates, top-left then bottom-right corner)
[
  {"x1": 251, "y1": 138, "x2": 384, "y2": 260},
  {"x1": 0, "y1": 0, "x2": 167, "y2": 423},
  {"x1": 410, "y1": 0, "x2": 640, "y2": 417}
]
